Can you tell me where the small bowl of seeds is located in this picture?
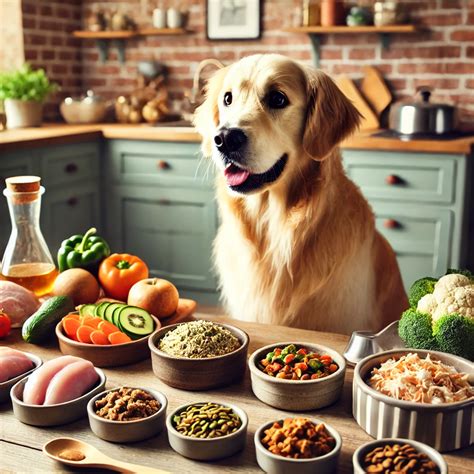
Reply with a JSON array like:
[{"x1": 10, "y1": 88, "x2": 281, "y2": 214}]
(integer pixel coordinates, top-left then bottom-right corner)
[
  {"x1": 166, "y1": 401, "x2": 248, "y2": 461},
  {"x1": 148, "y1": 320, "x2": 249, "y2": 390},
  {"x1": 352, "y1": 438, "x2": 447, "y2": 474}
]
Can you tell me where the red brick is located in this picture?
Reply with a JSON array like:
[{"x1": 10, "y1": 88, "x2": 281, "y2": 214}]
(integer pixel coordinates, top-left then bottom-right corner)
[
  {"x1": 466, "y1": 79, "x2": 474, "y2": 89},
  {"x1": 418, "y1": 13, "x2": 462, "y2": 26},
  {"x1": 467, "y1": 46, "x2": 474, "y2": 58},
  {"x1": 412, "y1": 78, "x2": 460, "y2": 90},
  {"x1": 22, "y1": 16, "x2": 36, "y2": 29},
  {"x1": 348, "y1": 48, "x2": 376, "y2": 60},
  {"x1": 451, "y1": 30, "x2": 474, "y2": 41},
  {"x1": 445, "y1": 63, "x2": 474, "y2": 74},
  {"x1": 397, "y1": 63, "x2": 447, "y2": 74},
  {"x1": 24, "y1": 50, "x2": 38, "y2": 61},
  {"x1": 21, "y1": 2, "x2": 37, "y2": 15},
  {"x1": 51, "y1": 64, "x2": 68, "y2": 75},
  {"x1": 41, "y1": 50, "x2": 56, "y2": 61},
  {"x1": 40, "y1": 5, "x2": 53, "y2": 16}
]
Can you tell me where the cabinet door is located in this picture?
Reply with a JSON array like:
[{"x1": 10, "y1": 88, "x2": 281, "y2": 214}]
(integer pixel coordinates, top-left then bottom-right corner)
[
  {"x1": 107, "y1": 184, "x2": 217, "y2": 291},
  {"x1": 41, "y1": 183, "x2": 101, "y2": 257}
]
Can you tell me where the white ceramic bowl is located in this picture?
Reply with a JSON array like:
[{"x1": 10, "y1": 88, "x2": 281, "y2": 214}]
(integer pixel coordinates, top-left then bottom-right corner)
[
  {"x1": 248, "y1": 342, "x2": 346, "y2": 411},
  {"x1": 10, "y1": 367, "x2": 106, "y2": 426},
  {"x1": 87, "y1": 387, "x2": 168, "y2": 443},
  {"x1": 0, "y1": 351, "x2": 42, "y2": 404},
  {"x1": 353, "y1": 438, "x2": 448, "y2": 474},
  {"x1": 166, "y1": 401, "x2": 248, "y2": 461},
  {"x1": 254, "y1": 418, "x2": 342, "y2": 474}
]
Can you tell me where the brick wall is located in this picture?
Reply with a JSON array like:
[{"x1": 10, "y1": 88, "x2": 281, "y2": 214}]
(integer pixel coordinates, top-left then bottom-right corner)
[{"x1": 22, "y1": 0, "x2": 474, "y2": 126}]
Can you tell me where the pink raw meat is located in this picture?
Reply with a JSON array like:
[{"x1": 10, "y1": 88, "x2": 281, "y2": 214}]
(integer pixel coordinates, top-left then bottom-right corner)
[
  {"x1": 23, "y1": 355, "x2": 80, "y2": 405},
  {"x1": 0, "y1": 281, "x2": 40, "y2": 327},
  {"x1": 43, "y1": 360, "x2": 99, "y2": 405},
  {"x1": 0, "y1": 347, "x2": 31, "y2": 360},
  {"x1": 0, "y1": 355, "x2": 34, "y2": 382}
]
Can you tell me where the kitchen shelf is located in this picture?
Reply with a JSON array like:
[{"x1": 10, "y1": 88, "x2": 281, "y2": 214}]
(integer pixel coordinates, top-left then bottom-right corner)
[
  {"x1": 73, "y1": 28, "x2": 191, "y2": 63},
  {"x1": 283, "y1": 25, "x2": 418, "y2": 67}
]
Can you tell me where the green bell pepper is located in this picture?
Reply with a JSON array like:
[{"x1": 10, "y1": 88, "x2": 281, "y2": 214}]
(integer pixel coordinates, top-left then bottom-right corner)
[{"x1": 57, "y1": 227, "x2": 110, "y2": 274}]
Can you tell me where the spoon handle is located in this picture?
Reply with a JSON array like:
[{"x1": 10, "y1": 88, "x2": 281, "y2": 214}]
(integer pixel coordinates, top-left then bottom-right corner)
[{"x1": 98, "y1": 458, "x2": 169, "y2": 474}]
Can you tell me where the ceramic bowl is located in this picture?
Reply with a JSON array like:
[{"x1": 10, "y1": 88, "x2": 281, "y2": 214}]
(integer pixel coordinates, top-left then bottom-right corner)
[
  {"x1": 149, "y1": 322, "x2": 249, "y2": 390},
  {"x1": 166, "y1": 401, "x2": 248, "y2": 460},
  {"x1": 254, "y1": 418, "x2": 342, "y2": 474},
  {"x1": 10, "y1": 367, "x2": 106, "y2": 427},
  {"x1": 353, "y1": 349, "x2": 474, "y2": 452},
  {"x1": 0, "y1": 351, "x2": 42, "y2": 404},
  {"x1": 87, "y1": 387, "x2": 168, "y2": 443},
  {"x1": 352, "y1": 438, "x2": 448, "y2": 474},
  {"x1": 248, "y1": 342, "x2": 346, "y2": 411}
]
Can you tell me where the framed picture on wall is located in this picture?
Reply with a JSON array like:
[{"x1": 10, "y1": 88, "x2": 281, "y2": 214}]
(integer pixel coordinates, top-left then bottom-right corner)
[{"x1": 207, "y1": 0, "x2": 261, "y2": 40}]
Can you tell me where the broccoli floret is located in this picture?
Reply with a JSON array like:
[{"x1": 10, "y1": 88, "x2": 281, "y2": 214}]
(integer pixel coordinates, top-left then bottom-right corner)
[
  {"x1": 445, "y1": 268, "x2": 474, "y2": 282},
  {"x1": 398, "y1": 308, "x2": 438, "y2": 350},
  {"x1": 433, "y1": 313, "x2": 474, "y2": 361},
  {"x1": 408, "y1": 277, "x2": 437, "y2": 308}
]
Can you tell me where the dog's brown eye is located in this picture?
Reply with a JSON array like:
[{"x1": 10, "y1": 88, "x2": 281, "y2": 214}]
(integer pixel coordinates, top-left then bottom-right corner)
[
  {"x1": 267, "y1": 91, "x2": 288, "y2": 109},
  {"x1": 223, "y1": 92, "x2": 233, "y2": 106}
]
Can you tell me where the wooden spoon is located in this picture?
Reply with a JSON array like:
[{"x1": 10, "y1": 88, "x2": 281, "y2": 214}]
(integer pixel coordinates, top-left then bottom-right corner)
[{"x1": 43, "y1": 437, "x2": 168, "y2": 474}]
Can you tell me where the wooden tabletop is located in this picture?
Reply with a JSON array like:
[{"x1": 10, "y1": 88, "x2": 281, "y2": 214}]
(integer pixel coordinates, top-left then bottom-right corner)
[
  {"x1": 1, "y1": 123, "x2": 473, "y2": 155},
  {"x1": 1, "y1": 314, "x2": 472, "y2": 473}
]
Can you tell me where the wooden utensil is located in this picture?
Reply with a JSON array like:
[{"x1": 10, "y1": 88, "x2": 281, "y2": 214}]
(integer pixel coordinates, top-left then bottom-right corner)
[
  {"x1": 360, "y1": 66, "x2": 392, "y2": 116},
  {"x1": 43, "y1": 437, "x2": 169, "y2": 474},
  {"x1": 336, "y1": 74, "x2": 379, "y2": 131}
]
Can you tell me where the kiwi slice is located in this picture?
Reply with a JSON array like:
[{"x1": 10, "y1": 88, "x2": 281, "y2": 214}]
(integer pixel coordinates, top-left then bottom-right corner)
[
  {"x1": 79, "y1": 304, "x2": 96, "y2": 318},
  {"x1": 104, "y1": 303, "x2": 125, "y2": 323},
  {"x1": 95, "y1": 302, "x2": 111, "y2": 319},
  {"x1": 118, "y1": 306, "x2": 155, "y2": 339}
]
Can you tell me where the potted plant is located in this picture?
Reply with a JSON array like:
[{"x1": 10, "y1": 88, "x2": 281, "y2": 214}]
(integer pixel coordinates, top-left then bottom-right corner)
[{"x1": 0, "y1": 64, "x2": 57, "y2": 129}]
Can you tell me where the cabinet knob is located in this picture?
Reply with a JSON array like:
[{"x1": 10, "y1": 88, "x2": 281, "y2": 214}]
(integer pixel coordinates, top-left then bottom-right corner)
[
  {"x1": 383, "y1": 218, "x2": 400, "y2": 229},
  {"x1": 65, "y1": 163, "x2": 78, "y2": 174},
  {"x1": 67, "y1": 197, "x2": 78, "y2": 207},
  {"x1": 158, "y1": 198, "x2": 170, "y2": 205},
  {"x1": 385, "y1": 174, "x2": 401, "y2": 185},
  {"x1": 157, "y1": 160, "x2": 170, "y2": 170}
]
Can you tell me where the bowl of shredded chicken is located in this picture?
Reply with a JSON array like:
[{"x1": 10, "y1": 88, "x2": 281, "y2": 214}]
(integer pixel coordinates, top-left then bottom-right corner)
[{"x1": 353, "y1": 349, "x2": 474, "y2": 452}]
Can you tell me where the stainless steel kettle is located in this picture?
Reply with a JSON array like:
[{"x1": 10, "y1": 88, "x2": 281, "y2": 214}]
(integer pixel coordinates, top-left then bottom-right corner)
[{"x1": 389, "y1": 87, "x2": 456, "y2": 135}]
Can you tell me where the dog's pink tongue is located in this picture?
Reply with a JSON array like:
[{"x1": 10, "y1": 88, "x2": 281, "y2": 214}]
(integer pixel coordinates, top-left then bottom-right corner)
[{"x1": 224, "y1": 166, "x2": 250, "y2": 186}]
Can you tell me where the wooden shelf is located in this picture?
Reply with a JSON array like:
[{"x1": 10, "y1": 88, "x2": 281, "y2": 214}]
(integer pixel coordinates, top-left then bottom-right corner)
[
  {"x1": 284, "y1": 25, "x2": 417, "y2": 34},
  {"x1": 73, "y1": 30, "x2": 136, "y2": 39},
  {"x1": 136, "y1": 27, "x2": 189, "y2": 36}
]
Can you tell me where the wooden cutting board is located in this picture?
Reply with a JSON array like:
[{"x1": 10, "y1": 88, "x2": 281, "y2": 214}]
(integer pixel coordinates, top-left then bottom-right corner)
[
  {"x1": 336, "y1": 74, "x2": 379, "y2": 131},
  {"x1": 360, "y1": 66, "x2": 392, "y2": 116}
]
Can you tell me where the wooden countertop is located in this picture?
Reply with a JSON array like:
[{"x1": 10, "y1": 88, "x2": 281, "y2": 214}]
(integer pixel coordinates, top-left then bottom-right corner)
[
  {"x1": 0, "y1": 123, "x2": 473, "y2": 154},
  {"x1": 1, "y1": 314, "x2": 472, "y2": 473}
]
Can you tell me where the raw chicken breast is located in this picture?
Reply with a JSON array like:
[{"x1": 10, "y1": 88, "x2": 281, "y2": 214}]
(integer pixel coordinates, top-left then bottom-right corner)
[
  {"x1": 23, "y1": 355, "x2": 80, "y2": 405},
  {"x1": 43, "y1": 360, "x2": 98, "y2": 405},
  {"x1": 0, "y1": 354, "x2": 34, "y2": 382},
  {"x1": 0, "y1": 281, "x2": 40, "y2": 327}
]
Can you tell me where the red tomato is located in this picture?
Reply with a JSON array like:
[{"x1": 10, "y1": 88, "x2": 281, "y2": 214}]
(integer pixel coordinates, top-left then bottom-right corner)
[{"x1": 0, "y1": 311, "x2": 11, "y2": 339}]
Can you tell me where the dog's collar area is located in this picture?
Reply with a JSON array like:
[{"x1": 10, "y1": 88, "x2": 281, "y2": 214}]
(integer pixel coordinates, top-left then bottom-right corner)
[{"x1": 227, "y1": 154, "x2": 288, "y2": 193}]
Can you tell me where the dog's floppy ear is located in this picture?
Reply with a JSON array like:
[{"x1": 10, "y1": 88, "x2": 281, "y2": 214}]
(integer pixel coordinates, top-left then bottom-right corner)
[
  {"x1": 193, "y1": 66, "x2": 229, "y2": 157},
  {"x1": 303, "y1": 69, "x2": 361, "y2": 160}
]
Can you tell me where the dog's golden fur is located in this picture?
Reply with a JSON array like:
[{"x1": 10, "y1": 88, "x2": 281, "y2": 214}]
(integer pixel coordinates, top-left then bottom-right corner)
[{"x1": 195, "y1": 54, "x2": 408, "y2": 335}]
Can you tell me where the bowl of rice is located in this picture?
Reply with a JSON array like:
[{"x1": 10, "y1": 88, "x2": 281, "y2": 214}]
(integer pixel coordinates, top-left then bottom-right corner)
[
  {"x1": 353, "y1": 349, "x2": 474, "y2": 452},
  {"x1": 148, "y1": 320, "x2": 249, "y2": 390}
]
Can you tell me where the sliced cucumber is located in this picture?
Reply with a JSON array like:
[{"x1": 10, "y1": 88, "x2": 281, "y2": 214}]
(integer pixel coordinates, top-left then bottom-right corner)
[
  {"x1": 118, "y1": 306, "x2": 155, "y2": 340},
  {"x1": 79, "y1": 304, "x2": 97, "y2": 318},
  {"x1": 112, "y1": 305, "x2": 125, "y2": 327},
  {"x1": 95, "y1": 302, "x2": 111, "y2": 319},
  {"x1": 104, "y1": 303, "x2": 125, "y2": 323}
]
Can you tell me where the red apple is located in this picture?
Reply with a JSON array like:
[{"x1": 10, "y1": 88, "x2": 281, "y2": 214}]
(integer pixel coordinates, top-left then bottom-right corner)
[{"x1": 127, "y1": 278, "x2": 179, "y2": 319}]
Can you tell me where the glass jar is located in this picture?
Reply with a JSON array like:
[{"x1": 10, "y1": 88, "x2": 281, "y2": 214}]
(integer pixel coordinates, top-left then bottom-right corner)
[{"x1": 1, "y1": 176, "x2": 58, "y2": 296}]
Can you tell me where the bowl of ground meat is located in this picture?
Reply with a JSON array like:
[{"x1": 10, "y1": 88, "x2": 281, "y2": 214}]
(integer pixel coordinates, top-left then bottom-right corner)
[{"x1": 87, "y1": 386, "x2": 168, "y2": 443}]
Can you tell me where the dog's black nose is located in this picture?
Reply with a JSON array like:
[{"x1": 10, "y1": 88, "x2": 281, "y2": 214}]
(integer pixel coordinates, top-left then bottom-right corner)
[{"x1": 214, "y1": 128, "x2": 247, "y2": 153}]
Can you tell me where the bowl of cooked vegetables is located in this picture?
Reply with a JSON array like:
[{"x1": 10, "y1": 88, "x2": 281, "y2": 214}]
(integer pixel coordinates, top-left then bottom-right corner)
[
  {"x1": 254, "y1": 417, "x2": 342, "y2": 474},
  {"x1": 248, "y1": 342, "x2": 346, "y2": 411},
  {"x1": 353, "y1": 349, "x2": 474, "y2": 452}
]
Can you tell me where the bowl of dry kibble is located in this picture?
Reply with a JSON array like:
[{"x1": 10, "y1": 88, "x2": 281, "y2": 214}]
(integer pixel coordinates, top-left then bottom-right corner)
[
  {"x1": 352, "y1": 438, "x2": 447, "y2": 474},
  {"x1": 254, "y1": 417, "x2": 342, "y2": 474},
  {"x1": 87, "y1": 386, "x2": 168, "y2": 443}
]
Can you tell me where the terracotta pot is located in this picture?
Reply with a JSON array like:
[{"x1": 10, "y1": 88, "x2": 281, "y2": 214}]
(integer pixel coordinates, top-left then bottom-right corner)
[{"x1": 4, "y1": 99, "x2": 43, "y2": 129}]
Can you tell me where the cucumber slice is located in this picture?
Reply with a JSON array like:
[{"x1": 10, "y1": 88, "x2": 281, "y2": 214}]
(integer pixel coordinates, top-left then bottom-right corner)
[
  {"x1": 112, "y1": 305, "x2": 125, "y2": 327},
  {"x1": 118, "y1": 306, "x2": 155, "y2": 339},
  {"x1": 79, "y1": 304, "x2": 96, "y2": 318},
  {"x1": 95, "y1": 302, "x2": 111, "y2": 319},
  {"x1": 104, "y1": 303, "x2": 125, "y2": 323}
]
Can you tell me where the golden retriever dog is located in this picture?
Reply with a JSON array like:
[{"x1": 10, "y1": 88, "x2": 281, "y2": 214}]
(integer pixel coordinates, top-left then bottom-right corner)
[{"x1": 194, "y1": 54, "x2": 408, "y2": 335}]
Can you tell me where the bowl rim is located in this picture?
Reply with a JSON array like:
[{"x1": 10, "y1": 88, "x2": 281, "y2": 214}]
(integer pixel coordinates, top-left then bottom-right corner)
[
  {"x1": 248, "y1": 341, "x2": 346, "y2": 385},
  {"x1": 354, "y1": 348, "x2": 474, "y2": 410},
  {"x1": 352, "y1": 437, "x2": 448, "y2": 474},
  {"x1": 166, "y1": 400, "x2": 248, "y2": 442},
  {"x1": 55, "y1": 314, "x2": 161, "y2": 349},
  {"x1": 10, "y1": 367, "x2": 106, "y2": 408},
  {"x1": 149, "y1": 320, "x2": 250, "y2": 362},
  {"x1": 254, "y1": 417, "x2": 342, "y2": 463},
  {"x1": 0, "y1": 351, "x2": 43, "y2": 388},
  {"x1": 87, "y1": 386, "x2": 168, "y2": 425}
]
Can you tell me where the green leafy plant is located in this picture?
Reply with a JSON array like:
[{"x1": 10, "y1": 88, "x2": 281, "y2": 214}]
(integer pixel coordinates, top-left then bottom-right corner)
[{"x1": 0, "y1": 64, "x2": 58, "y2": 102}]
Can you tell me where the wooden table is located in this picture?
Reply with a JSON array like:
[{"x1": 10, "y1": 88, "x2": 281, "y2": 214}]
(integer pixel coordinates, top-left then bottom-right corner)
[{"x1": 1, "y1": 316, "x2": 473, "y2": 473}]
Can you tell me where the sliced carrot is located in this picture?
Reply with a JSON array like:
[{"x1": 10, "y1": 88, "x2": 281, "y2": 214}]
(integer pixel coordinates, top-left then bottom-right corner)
[
  {"x1": 98, "y1": 320, "x2": 120, "y2": 336},
  {"x1": 90, "y1": 330, "x2": 110, "y2": 345},
  {"x1": 81, "y1": 316, "x2": 102, "y2": 329},
  {"x1": 108, "y1": 331, "x2": 132, "y2": 345},
  {"x1": 76, "y1": 325, "x2": 94, "y2": 344},
  {"x1": 64, "y1": 312, "x2": 80, "y2": 321},
  {"x1": 63, "y1": 317, "x2": 80, "y2": 341}
]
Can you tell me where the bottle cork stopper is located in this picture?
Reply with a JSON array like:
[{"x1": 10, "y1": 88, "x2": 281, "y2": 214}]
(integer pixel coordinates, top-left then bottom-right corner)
[{"x1": 5, "y1": 176, "x2": 41, "y2": 193}]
